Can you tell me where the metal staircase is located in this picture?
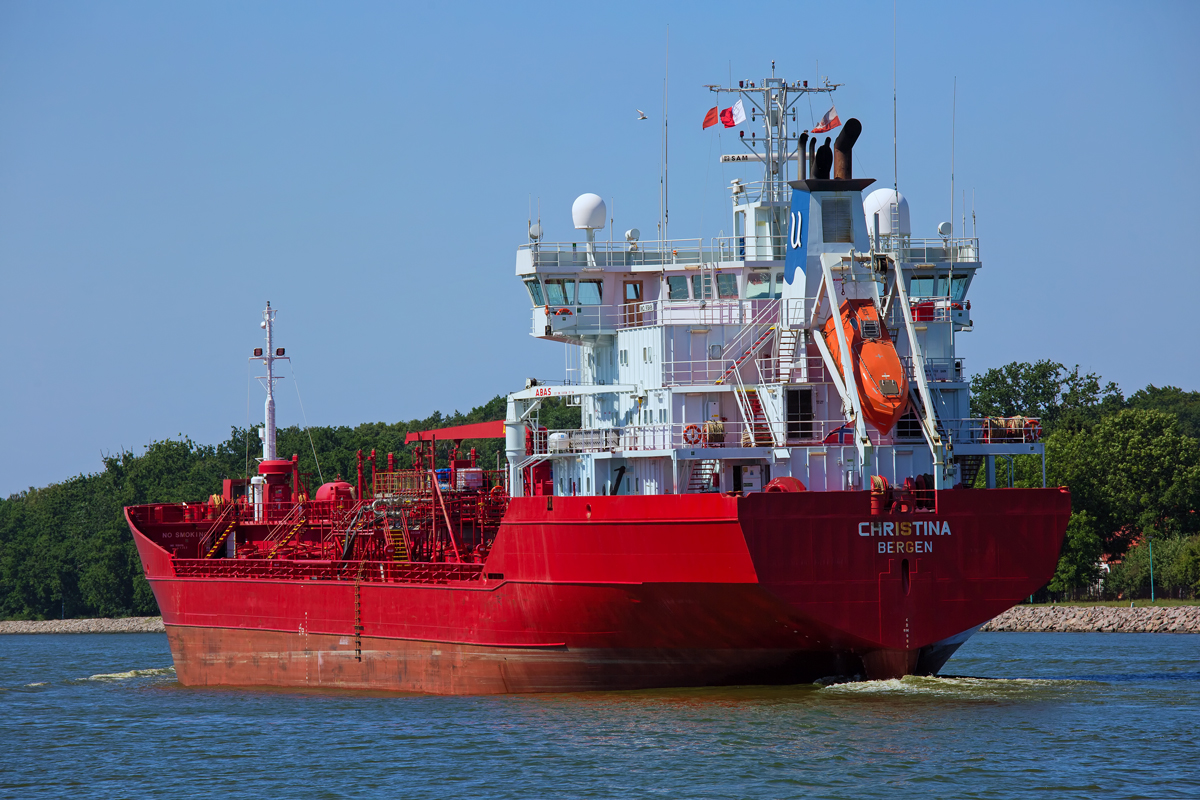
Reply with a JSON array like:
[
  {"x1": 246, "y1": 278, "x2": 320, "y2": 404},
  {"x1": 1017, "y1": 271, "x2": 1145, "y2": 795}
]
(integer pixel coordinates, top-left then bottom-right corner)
[
  {"x1": 203, "y1": 519, "x2": 237, "y2": 559},
  {"x1": 958, "y1": 455, "x2": 984, "y2": 488},
  {"x1": 388, "y1": 527, "x2": 411, "y2": 561},
  {"x1": 715, "y1": 324, "x2": 778, "y2": 385},
  {"x1": 736, "y1": 388, "x2": 775, "y2": 447},
  {"x1": 687, "y1": 460, "x2": 719, "y2": 492},
  {"x1": 199, "y1": 503, "x2": 237, "y2": 559},
  {"x1": 267, "y1": 516, "x2": 307, "y2": 559},
  {"x1": 777, "y1": 328, "x2": 800, "y2": 383}
]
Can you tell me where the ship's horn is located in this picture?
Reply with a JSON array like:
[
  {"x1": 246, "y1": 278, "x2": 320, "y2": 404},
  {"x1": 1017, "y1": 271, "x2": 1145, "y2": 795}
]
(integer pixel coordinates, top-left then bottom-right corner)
[
  {"x1": 814, "y1": 137, "x2": 833, "y2": 179},
  {"x1": 798, "y1": 132, "x2": 809, "y2": 180},
  {"x1": 834, "y1": 118, "x2": 862, "y2": 179}
]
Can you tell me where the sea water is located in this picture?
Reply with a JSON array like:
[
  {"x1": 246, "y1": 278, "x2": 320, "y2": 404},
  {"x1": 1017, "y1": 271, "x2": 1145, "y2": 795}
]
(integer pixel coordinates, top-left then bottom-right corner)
[{"x1": 1, "y1": 632, "x2": 1197, "y2": 799}]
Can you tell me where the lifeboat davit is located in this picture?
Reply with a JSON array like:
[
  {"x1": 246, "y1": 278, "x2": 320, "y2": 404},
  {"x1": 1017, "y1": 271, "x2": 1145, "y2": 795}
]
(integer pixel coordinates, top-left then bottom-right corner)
[{"x1": 822, "y1": 299, "x2": 910, "y2": 434}]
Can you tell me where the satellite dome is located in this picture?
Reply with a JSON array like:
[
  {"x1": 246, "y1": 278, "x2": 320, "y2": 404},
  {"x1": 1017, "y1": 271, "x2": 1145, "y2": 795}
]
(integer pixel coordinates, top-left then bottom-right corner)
[
  {"x1": 571, "y1": 193, "x2": 607, "y2": 230},
  {"x1": 863, "y1": 189, "x2": 911, "y2": 237}
]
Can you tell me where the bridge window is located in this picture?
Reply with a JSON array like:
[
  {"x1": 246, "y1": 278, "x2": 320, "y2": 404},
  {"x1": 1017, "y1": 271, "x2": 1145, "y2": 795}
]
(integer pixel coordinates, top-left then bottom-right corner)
[
  {"x1": 544, "y1": 278, "x2": 576, "y2": 305},
  {"x1": 578, "y1": 280, "x2": 603, "y2": 305},
  {"x1": 524, "y1": 279, "x2": 544, "y2": 306},
  {"x1": 746, "y1": 271, "x2": 770, "y2": 299},
  {"x1": 717, "y1": 273, "x2": 738, "y2": 299},
  {"x1": 691, "y1": 274, "x2": 712, "y2": 300},
  {"x1": 667, "y1": 275, "x2": 689, "y2": 300},
  {"x1": 908, "y1": 274, "x2": 970, "y2": 300},
  {"x1": 774, "y1": 272, "x2": 785, "y2": 298}
]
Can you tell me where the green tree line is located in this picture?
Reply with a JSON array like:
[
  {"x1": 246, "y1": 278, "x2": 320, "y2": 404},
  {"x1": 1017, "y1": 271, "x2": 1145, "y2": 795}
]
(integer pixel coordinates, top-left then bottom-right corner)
[
  {"x1": 0, "y1": 396, "x2": 579, "y2": 620},
  {"x1": 970, "y1": 362, "x2": 1200, "y2": 600}
]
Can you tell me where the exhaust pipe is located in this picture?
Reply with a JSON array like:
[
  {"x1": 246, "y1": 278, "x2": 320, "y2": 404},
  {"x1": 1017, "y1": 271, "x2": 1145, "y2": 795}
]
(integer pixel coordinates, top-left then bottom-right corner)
[
  {"x1": 798, "y1": 132, "x2": 809, "y2": 180},
  {"x1": 834, "y1": 118, "x2": 863, "y2": 179},
  {"x1": 814, "y1": 137, "x2": 833, "y2": 179}
]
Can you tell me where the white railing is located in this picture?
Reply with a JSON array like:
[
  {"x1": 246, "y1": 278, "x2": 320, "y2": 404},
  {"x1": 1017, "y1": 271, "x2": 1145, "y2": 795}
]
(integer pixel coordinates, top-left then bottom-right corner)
[
  {"x1": 536, "y1": 297, "x2": 781, "y2": 338},
  {"x1": 883, "y1": 297, "x2": 970, "y2": 327},
  {"x1": 521, "y1": 238, "x2": 708, "y2": 270},
  {"x1": 956, "y1": 417, "x2": 1043, "y2": 445},
  {"x1": 529, "y1": 419, "x2": 862, "y2": 456},
  {"x1": 727, "y1": 180, "x2": 791, "y2": 205},
  {"x1": 899, "y1": 356, "x2": 965, "y2": 383},
  {"x1": 520, "y1": 234, "x2": 791, "y2": 270},
  {"x1": 530, "y1": 417, "x2": 1044, "y2": 456},
  {"x1": 871, "y1": 236, "x2": 981, "y2": 263}
]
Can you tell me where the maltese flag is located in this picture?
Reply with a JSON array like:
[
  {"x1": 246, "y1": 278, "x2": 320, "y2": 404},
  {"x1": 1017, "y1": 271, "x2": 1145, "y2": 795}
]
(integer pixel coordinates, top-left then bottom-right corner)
[
  {"x1": 811, "y1": 105, "x2": 841, "y2": 133},
  {"x1": 720, "y1": 99, "x2": 747, "y2": 128}
]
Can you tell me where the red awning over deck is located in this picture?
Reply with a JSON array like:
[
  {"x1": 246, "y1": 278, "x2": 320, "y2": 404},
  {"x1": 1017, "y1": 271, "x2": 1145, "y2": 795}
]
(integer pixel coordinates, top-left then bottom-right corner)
[{"x1": 404, "y1": 420, "x2": 506, "y2": 444}]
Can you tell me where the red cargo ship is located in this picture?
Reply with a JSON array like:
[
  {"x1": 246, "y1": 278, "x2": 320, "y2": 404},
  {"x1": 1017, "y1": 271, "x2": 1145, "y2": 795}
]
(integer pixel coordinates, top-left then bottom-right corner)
[{"x1": 127, "y1": 74, "x2": 1069, "y2": 693}]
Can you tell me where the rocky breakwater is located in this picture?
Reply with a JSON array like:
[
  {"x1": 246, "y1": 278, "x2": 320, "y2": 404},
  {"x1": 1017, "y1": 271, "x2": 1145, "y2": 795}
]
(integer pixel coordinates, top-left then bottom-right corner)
[
  {"x1": 981, "y1": 605, "x2": 1200, "y2": 633},
  {"x1": 0, "y1": 616, "x2": 165, "y2": 634}
]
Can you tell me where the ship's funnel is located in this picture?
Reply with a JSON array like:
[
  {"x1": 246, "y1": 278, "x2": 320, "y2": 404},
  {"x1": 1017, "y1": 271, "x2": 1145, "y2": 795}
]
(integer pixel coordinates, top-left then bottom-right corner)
[
  {"x1": 834, "y1": 118, "x2": 862, "y2": 179},
  {"x1": 814, "y1": 137, "x2": 833, "y2": 179}
]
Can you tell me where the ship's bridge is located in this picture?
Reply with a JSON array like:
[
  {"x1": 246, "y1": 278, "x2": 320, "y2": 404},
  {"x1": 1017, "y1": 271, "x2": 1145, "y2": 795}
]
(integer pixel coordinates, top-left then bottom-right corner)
[{"x1": 507, "y1": 78, "x2": 1034, "y2": 500}]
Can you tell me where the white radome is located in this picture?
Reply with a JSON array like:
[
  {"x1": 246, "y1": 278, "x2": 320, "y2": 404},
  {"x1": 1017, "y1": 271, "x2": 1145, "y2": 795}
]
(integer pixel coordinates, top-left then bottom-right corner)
[
  {"x1": 572, "y1": 193, "x2": 607, "y2": 230},
  {"x1": 863, "y1": 188, "x2": 911, "y2": 237}
]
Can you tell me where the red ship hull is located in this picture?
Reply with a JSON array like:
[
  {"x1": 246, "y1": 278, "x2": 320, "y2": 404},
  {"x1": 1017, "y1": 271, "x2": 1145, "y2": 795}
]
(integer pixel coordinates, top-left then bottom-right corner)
[{"x1": 128, "y1": 488, "x2": 1070, "y2": 693}]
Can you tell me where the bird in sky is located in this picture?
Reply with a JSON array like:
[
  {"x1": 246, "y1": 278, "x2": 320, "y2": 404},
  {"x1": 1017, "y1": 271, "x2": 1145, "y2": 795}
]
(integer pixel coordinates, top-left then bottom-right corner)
[{"x1": 636, "y1": 109, "x2": 648, "y2": 120}]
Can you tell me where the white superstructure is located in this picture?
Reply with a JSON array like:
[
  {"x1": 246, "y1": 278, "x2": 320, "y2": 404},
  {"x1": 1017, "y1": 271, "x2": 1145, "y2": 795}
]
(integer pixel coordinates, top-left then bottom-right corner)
[{"x1": 505, "y1": 73, "x2": 1043, "y2": 498}]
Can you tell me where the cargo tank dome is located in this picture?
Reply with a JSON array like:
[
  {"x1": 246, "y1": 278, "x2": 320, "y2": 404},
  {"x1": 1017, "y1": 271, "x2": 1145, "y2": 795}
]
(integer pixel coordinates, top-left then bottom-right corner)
[{"x1": 315, "y1": 481, "x2": 355, "y2": 503}]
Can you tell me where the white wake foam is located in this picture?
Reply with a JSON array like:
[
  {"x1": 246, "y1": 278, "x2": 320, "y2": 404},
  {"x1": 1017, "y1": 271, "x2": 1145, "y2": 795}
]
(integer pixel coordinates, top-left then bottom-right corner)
[
  {"x1": 822, "y1": 674, "x2": 1082, "y2": 697},
  {"x1": 87, "y1": 666, "x2": 176, "y2": 681}
]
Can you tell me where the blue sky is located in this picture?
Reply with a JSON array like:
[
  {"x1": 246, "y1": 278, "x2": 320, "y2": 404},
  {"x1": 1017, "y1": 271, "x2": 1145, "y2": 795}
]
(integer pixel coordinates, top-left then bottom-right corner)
[{"x1": 2, "y1": 0, "x2": 1197, "y2": 495}]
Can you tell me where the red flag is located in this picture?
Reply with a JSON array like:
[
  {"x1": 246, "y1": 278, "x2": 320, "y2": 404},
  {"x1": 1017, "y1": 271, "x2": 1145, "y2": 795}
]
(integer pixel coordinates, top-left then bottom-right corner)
[
  {"x1": 719, "y1": 107, "x2": 733, "y2": 127},
  {"x1": 702, "y1": 106, "x2": 720, "y2": 129},
  {"x1": 811, "y1": 105, "x2": 841, "y2": 134}
]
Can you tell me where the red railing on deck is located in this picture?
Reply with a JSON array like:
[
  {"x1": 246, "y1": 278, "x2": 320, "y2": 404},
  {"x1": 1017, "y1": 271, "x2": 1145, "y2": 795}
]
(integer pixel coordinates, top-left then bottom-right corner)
[{"x1": 170, "y1": 558, "x2": 485, "y2": 584}]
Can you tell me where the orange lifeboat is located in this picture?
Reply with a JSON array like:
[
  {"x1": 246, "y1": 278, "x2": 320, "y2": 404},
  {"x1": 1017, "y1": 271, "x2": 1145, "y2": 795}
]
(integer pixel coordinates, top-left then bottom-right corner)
[{"x1": 821, "y1": 299, "x2": 909, "y2": 434}]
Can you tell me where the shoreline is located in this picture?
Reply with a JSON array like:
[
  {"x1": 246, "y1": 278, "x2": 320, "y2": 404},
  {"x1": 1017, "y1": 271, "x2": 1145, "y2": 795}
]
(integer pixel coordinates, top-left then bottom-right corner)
[
  {"x1": 3, "y1": 606, "x2": 1199, "y2": 635},
  {"x1": 979, "y1": 605, "x2": 1200, "y2": 633},
  {"x1": 0, "y1": 617, "x2": 165, "y2": 634}
]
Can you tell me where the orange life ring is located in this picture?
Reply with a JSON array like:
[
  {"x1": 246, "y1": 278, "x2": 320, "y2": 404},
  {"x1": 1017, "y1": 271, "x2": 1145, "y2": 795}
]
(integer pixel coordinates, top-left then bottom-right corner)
[
  {"x1": 490, "y1": 484, "x2": 507, "y2": 501},
  {"x1": 1024, "y1": 419, "x2": 1042, "y2": 442},
  {"x1": 553, "y1": 307, "x2": 573, "y2": 317},
  {"x1": 683, "y1": 424, "x2": 703, "y2": 445}
]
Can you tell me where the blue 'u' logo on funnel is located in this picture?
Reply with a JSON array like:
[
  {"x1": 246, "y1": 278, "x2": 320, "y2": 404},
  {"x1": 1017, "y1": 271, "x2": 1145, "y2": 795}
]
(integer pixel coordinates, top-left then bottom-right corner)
[{"x1": 783, "y1": 189, "x2": 809, "y2": 285}]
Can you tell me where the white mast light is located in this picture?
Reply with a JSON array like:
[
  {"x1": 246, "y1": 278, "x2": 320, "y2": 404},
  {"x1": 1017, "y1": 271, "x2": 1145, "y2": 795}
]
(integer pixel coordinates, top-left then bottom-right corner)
[{"x1": 251, "y1": 301, "x2": 290, "y2": 463}]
